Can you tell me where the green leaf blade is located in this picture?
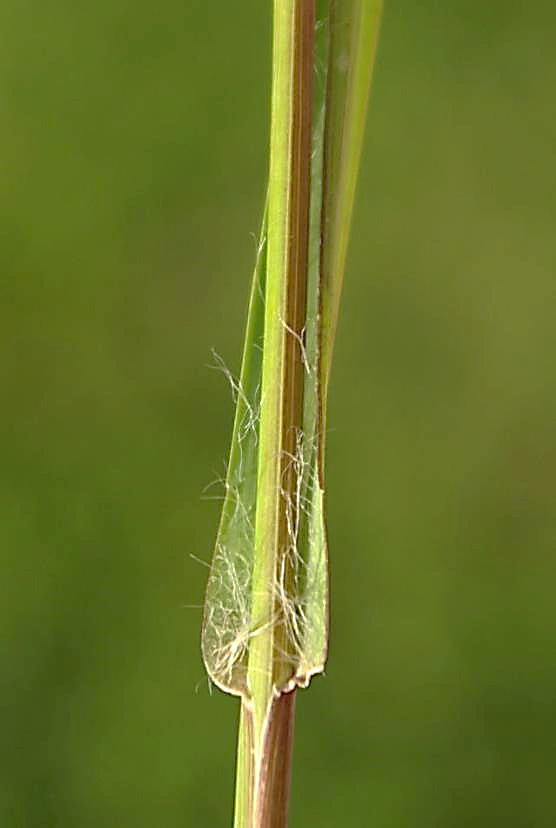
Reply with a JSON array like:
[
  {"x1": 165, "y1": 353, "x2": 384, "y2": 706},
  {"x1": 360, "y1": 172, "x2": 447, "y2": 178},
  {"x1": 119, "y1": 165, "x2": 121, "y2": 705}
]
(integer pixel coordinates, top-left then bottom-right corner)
[
  {"x1": 201, "y1": 215, "x2": 267, "y2": 698},
  {"x1": 320, "y1": 0, "x2": 383, "y2": 396}
]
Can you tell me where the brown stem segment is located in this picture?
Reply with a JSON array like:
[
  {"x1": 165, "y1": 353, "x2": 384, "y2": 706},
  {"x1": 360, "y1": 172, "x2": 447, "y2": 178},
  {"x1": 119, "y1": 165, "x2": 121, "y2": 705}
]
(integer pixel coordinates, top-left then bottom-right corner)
[{"x1": 255, "y1": 690, "x2": 297, "y2": 827}]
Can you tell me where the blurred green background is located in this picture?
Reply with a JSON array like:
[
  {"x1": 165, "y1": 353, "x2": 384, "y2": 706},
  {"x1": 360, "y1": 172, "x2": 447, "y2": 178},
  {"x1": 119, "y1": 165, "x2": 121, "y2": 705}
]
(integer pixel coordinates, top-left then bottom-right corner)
[{"x1": 2, "y1": 1, "x2": 555, "y2": 825}]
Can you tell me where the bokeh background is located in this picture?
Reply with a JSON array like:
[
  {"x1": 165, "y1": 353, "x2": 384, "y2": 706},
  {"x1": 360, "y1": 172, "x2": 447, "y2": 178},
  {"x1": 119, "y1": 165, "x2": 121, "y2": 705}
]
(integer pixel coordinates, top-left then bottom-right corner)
[{"x1": 2, "y1": 1, "x2": 555, "y2": 825}]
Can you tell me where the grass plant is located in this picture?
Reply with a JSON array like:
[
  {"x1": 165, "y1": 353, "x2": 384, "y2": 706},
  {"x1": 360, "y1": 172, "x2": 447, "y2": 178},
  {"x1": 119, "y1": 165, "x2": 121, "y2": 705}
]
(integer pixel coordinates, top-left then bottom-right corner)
[{"x1": 202, "y1": 2, "x2": 382, "y2": 824}]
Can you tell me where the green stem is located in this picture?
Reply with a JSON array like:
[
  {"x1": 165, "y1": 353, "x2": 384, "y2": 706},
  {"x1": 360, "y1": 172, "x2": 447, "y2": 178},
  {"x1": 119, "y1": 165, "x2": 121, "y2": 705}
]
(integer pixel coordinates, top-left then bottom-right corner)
[
  {"x1": 248, "y1": 0, "x2": 314, "y2": 743},
  {"x1": 223, "y1": 1, "x2": 383, "y2": 824},
  {"x1": 236, "y1": 0, "x2": 315, "y2": 824},
  {"x1": 247, "y1": 0, "x2": 295, "y2": 737}
]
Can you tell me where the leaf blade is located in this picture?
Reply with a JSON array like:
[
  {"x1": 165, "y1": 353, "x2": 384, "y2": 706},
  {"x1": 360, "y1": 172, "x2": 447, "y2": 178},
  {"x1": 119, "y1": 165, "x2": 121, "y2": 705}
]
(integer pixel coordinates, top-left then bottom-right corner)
[{"x1": 201, "y1": 211, "x2": 267, "y2": 697}]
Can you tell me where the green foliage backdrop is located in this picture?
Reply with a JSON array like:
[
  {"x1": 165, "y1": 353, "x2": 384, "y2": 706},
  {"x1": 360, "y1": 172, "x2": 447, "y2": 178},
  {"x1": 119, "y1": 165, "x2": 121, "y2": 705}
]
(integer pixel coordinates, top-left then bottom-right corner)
[{"x1": 1, "y1": 2, "x2": 555, "y2": 825}]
